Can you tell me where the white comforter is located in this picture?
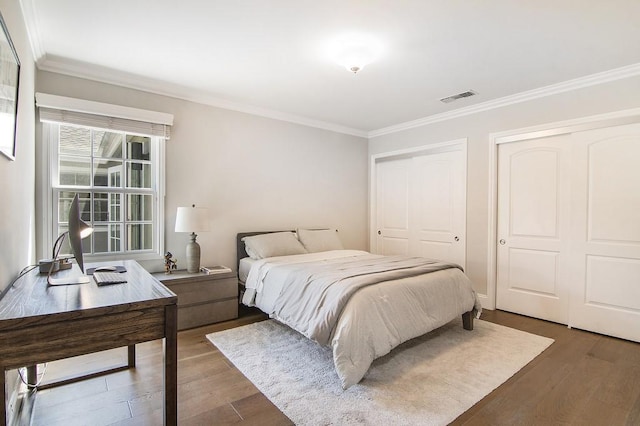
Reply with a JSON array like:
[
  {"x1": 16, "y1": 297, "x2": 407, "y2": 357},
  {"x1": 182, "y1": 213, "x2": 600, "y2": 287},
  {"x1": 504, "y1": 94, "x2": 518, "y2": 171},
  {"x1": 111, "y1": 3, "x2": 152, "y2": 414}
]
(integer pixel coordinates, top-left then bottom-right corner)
[{"x1": 242, "y1": 250, "x2": 480, "y2": 389}]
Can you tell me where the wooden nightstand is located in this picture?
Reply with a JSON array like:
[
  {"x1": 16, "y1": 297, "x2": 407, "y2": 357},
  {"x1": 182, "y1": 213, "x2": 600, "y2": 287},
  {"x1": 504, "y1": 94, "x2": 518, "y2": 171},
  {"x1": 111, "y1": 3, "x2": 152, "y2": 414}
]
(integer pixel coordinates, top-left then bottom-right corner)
[{"x1": 153, "y1": 269, "x2": 238, "y2": 330}]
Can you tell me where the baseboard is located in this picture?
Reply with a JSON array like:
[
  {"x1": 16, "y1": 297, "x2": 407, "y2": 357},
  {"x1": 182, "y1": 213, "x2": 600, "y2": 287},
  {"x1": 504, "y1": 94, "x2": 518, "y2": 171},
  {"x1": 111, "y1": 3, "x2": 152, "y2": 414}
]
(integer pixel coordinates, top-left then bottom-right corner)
[{"x1": 477, "y1": 293, "x2": 494, "y2": 311}]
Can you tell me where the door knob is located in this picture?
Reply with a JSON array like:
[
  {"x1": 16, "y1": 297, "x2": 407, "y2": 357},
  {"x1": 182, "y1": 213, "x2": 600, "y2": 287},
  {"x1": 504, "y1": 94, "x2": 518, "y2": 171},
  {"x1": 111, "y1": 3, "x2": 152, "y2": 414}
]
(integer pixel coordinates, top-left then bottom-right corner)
[
  {"x1": 377, "y1": 230, "x2": 381, "y2": 235},
  {"x1": 454, "y1": 236, "x2": 459, "y2": 241},
  {"x1": 499, "y1": 239, "x2": 506, "y2": 245}
]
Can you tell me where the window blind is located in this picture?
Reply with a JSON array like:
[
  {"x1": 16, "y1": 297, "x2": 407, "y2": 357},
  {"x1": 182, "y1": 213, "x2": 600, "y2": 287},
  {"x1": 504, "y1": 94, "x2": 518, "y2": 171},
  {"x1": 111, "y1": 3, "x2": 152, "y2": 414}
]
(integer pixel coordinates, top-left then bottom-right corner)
[{"x1": 36, "y1": 93, "x2": 173, "y2": 139}]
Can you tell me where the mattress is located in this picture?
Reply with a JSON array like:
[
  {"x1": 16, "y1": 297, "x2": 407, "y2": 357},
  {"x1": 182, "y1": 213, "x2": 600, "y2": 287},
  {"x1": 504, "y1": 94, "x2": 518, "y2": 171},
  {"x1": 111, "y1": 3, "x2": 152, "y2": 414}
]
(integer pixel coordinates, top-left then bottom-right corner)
[{"x1": 238, "y1": 256, "x2": 257, "y2": 283}]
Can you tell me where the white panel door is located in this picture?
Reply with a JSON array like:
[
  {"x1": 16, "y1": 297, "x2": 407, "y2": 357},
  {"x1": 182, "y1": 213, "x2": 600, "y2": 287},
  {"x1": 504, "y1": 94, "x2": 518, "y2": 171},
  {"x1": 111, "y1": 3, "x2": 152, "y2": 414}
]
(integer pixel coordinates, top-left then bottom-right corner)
[
  {"x1": 496, "y1": 135, "x2": 571, "y2": 323},
  {"x1": 374, "y1": 147, "x2": 466, "y2": 266},
  {"x1": 375, "y1": 158, "x2": 411, "y2": 255},
  {"x1": 569, "y1": 124, "x2": 640, "y2": 342},
  {"x1": 412, "y1": 151, "x2": 466, "y2": 267}
]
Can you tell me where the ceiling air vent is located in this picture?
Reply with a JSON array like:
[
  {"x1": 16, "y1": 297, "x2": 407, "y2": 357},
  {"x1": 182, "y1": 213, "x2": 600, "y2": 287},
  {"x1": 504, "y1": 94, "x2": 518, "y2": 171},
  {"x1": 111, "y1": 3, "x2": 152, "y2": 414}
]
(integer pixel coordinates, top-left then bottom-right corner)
[{"x1": 440, "y1": 90, "x2": 477, "y2": 103}]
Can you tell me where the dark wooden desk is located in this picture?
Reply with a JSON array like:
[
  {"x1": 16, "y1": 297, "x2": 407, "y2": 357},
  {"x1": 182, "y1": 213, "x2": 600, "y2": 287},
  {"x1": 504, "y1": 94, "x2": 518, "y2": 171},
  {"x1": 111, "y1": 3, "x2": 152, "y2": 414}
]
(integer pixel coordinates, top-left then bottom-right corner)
[{"x1": 0, "y1": 260, "x2": 177, "y2": 425}]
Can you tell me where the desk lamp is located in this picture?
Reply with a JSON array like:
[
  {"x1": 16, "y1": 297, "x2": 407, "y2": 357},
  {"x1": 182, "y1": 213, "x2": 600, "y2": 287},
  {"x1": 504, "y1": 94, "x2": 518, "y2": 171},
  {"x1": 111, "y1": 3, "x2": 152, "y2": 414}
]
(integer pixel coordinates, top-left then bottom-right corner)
[{"x1": 175, "y1": 205, "x2": 210, "y2": 273}]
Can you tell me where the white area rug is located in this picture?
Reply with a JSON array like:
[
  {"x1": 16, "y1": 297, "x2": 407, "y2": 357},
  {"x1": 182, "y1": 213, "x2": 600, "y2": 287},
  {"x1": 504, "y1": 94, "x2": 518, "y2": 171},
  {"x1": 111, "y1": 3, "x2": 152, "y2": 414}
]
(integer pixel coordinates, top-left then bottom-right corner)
[{"x1": 207, "y1": 318, "x2": 553, "y2": 425}]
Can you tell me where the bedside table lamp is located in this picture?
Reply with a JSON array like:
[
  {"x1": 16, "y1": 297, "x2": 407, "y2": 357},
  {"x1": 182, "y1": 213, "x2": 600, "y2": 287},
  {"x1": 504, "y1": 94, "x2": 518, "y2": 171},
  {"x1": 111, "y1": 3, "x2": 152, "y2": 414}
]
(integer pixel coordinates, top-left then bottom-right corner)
[{"x1": 175, "y1": 205, "x2": 210, "y2": 273}]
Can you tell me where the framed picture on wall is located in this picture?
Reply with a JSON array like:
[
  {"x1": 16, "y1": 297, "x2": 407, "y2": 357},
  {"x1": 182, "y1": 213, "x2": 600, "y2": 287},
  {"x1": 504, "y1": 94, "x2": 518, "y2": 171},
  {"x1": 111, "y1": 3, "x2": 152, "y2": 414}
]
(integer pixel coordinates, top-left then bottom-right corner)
[{"x1": 0, "y1": 12, "x2": 20, "y2": 161}]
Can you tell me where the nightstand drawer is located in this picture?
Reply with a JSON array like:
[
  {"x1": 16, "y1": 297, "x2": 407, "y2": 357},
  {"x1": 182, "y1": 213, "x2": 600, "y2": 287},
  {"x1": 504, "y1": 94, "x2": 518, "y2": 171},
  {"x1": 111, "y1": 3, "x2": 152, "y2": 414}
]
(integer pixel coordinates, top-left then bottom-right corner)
[
  {"x1": 153, "y1": 270, "x2": 238, "y2": 329},
  {"x1": 178, "y1": 299, "x2": 238, "y2": 330},
  {"x1": 169, "y1": 277, "x2": 237, "y2": 306}
]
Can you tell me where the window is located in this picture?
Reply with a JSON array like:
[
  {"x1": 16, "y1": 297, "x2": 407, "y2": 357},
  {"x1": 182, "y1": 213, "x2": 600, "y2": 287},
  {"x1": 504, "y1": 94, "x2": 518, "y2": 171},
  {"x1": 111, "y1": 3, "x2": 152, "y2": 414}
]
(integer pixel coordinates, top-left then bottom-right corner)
[{"x1": 37, "y1": 94, "x2": 172, "y2": 261}]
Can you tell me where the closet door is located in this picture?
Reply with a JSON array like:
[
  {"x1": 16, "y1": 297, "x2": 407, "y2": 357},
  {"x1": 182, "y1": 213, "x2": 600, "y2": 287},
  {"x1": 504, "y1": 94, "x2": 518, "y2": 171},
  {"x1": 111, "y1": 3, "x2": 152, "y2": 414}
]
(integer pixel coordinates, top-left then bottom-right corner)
[
  {"x1": 569, "y1": 124, "x2": 640, "y2": 342},
  {"x1": 374, "y1": 147, "x2": 466, "y2": 266},
  {"x1": 496, "y1": 135, "x2": 571, "y2": 324},
  {"x1": 375, "y1": 158, "x2": 411, "y2": 255},
  {"x1": 412, "y1": 151, "x2": 466, "y2": 267}
]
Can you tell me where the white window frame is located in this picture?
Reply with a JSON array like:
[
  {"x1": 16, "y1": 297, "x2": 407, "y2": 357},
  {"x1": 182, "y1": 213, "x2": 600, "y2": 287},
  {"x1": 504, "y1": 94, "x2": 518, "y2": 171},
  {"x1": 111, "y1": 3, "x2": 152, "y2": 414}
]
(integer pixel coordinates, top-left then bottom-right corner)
[{"x1": 37, "y1": 94, "x2": 171, "y2": 263}]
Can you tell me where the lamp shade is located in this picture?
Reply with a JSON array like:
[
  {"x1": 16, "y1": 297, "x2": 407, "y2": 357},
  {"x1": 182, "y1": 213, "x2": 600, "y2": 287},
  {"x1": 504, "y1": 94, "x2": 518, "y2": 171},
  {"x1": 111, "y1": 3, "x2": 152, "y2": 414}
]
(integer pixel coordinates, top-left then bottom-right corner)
[{"x1": 175, "y1": 206, "x2": 210, "y2": 233}]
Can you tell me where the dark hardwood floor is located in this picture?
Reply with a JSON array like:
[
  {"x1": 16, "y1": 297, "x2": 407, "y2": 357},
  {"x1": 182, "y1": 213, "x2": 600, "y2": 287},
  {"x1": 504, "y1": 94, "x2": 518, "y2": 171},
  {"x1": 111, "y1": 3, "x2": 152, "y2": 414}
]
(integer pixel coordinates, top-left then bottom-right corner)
[
  {"x1": 454, "y1": 310, "x2": 640, "y2": 425},
  {"x1": 22, "y1": 309, "x2": 640, "y2": 425}
]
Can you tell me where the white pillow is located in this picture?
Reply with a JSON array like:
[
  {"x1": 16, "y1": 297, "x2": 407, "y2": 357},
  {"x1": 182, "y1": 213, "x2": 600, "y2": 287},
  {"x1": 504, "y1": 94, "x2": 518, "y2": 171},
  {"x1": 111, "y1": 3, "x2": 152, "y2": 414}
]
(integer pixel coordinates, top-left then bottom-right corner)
[
  {"x1": 297, "y1": 228, "x2": 343, "y2": 253},
  {"x1": 242, "y1": 232, "x2": 307, "y2": 259}
]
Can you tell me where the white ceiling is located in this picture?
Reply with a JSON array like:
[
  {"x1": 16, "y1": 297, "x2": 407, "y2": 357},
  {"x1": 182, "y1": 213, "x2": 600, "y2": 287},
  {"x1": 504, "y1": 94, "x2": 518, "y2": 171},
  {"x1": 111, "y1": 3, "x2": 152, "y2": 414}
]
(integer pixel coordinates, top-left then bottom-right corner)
[{"x1": 21, "y1": 0, "x2": 640, "y2": 136}]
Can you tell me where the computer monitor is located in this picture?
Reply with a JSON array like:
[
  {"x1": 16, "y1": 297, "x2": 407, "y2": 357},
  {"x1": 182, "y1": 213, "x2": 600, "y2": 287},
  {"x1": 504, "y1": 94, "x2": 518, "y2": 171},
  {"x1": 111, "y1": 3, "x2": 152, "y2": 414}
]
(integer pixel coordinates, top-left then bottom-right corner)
[{"x1": 47, "y1": 194, "x2": 93, "y2": 285}]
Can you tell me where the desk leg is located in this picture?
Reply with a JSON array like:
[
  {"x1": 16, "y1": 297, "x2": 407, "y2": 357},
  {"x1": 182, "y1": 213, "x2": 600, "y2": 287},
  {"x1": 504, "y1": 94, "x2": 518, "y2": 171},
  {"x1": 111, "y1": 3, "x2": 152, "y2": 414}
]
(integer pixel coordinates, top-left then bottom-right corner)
[
  {"x1": 164, "y1": 304, "x2": 178, "y2": 425},
  {"x1": 127, "y1": 345, "x2": 136, "y2": 368},
  {"x1": 26, "y1": 366, "x2": 37, "y2": 386}
]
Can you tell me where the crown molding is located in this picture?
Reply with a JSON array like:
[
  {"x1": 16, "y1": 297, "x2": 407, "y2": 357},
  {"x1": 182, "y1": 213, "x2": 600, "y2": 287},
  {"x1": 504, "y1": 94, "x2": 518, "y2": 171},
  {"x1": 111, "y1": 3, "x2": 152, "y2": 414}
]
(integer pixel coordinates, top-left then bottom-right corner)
[
  {"x1": 19, "y1": 0, "x2": 45, "y2": 64},
  {"x1": 36, "y1": 56, "x2": 368, "y2": 138},
  {"x1": 368, "y1": 62, "x2": 640, "y2": 138},
  {"x1": 34, "y1": 55, "x2": 640, "y2": 141}
]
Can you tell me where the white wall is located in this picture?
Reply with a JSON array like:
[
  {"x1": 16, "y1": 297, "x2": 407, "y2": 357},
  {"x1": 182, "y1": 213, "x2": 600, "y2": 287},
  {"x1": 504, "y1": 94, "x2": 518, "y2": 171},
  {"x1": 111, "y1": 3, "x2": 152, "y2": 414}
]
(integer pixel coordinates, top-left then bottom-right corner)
[
  {"x1": 0, "y1": 0, "x2": 36, "y2": 293},
  {"x1": 369, "y1": 75, "x2": 640, "y2": 296},
  {"x1": 35, "y1": 71, "x2": 369, "y2": 272},
  {"x1": 0, "y1": 0, "x2": 36, "y2": 419}
]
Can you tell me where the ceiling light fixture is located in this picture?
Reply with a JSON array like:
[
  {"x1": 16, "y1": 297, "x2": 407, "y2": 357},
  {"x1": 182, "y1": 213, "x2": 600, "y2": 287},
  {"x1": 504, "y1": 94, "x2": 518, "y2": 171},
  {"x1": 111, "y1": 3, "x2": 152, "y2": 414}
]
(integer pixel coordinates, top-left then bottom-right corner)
[{"x1": 328, "y1": 34, "x2": 383, "y2": 75}]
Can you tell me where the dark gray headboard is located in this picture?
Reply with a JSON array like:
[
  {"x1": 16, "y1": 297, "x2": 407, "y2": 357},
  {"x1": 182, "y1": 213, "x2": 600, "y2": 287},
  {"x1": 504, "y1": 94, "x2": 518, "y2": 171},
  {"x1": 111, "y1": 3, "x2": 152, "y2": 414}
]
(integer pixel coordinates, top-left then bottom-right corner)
[
  {"x1": 236, "y1": 231, "x2": 293, "y2": 273},
  {"x1": 235, "y1": 228, "x2": 337, "y2": 275}
]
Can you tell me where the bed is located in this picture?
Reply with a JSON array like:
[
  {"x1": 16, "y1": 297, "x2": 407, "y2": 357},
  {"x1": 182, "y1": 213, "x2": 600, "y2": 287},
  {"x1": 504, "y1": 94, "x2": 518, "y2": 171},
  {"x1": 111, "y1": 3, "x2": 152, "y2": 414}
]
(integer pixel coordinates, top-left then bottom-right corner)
[{"x1": 237, "y1": 230, "x2": 481, "y2": 389}]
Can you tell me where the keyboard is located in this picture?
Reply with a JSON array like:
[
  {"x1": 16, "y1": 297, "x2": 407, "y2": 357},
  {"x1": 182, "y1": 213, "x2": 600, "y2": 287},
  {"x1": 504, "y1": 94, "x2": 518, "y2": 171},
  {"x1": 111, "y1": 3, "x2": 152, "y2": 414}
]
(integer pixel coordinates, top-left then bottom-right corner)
[{"x1": 93, "y1": 271, "x2": 127, "y2": 286}]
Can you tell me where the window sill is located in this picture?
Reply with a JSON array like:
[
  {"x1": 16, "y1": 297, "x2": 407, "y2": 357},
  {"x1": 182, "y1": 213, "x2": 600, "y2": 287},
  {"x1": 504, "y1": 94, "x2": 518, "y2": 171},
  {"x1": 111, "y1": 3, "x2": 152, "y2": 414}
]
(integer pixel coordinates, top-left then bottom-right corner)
[{"x1": 84, "y1": 252, "x2": 164, "y2": 263}]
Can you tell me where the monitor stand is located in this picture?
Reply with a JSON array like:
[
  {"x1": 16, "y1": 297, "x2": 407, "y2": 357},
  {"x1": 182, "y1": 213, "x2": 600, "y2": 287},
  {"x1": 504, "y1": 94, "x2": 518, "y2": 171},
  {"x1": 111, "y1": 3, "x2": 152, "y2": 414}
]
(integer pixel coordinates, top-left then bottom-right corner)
[{"x1": 47, "y1": 275, "x2": 91, "y2": 286}]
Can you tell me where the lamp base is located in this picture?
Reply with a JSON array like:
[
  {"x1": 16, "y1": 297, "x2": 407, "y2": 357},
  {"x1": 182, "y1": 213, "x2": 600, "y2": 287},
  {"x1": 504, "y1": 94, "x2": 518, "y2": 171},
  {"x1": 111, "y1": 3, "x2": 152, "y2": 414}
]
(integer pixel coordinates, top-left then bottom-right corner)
[{"x1": 186, "y1": 233, "x2": 201, "y2": 273}]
